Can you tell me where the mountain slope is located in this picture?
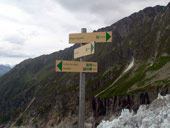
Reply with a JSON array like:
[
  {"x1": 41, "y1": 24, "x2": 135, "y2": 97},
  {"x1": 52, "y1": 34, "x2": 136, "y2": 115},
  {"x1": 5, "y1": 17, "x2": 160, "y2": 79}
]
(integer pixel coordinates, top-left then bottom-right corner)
[
  {"x1": 0, "y1": 65, "x2": 11, "y2": 76},
  {"x1": 0, "y1": 3, "x2": 170, "y2": 127}
]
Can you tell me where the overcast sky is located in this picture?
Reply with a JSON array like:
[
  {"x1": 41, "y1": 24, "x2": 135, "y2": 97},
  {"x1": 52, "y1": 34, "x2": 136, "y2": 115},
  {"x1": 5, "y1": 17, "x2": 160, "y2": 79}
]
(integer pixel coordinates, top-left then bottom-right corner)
[{"x1": 0, "y1": 0, "x2": 169, "y2": 66}]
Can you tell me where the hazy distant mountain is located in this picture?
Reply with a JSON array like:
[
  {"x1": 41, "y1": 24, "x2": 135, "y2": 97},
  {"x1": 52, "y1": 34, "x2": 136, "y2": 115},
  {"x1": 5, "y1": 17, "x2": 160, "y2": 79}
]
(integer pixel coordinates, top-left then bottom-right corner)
[{"x1": 0, "y1": 65, "x2": 11, "y2": 76}]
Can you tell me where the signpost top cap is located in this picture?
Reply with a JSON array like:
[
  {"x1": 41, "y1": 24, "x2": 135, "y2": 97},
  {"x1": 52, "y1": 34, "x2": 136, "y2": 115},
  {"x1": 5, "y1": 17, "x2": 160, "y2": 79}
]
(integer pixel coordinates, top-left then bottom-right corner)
[{"x1": 81, "y1": 28, "x2": 87, "y2": 33}]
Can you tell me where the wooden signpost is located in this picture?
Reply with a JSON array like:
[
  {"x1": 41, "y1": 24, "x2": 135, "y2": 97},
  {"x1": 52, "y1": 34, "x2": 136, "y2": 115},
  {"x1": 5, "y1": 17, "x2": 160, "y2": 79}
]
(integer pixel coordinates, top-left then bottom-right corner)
[
  {"x1": 56, "y1": 29, "x2": 112, "y2": 128},
  {"x1": 74, "y1": 42, "x2": 95, "y2": 59},
  {"x1": 69, "y1": 31, "x2": 112, "y2": 43},
  {"x1": 56, "y1": 60, "x2": 97, "y2": 73}
]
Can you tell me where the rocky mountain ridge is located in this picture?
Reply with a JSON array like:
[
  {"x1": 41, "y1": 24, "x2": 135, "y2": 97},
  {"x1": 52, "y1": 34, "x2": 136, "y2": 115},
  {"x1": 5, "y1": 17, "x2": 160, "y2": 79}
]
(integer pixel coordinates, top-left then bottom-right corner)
[{"x1": 0, "y1": 3, "x2": 170, "y2": 128}]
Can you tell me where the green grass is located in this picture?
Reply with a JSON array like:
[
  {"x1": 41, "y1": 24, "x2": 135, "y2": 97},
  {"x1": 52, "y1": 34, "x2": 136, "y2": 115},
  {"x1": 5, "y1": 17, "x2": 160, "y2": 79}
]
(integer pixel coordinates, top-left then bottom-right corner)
[
  {"x1": 99, "y1": 69, "x2": 134, "y2": 98},
  {"x1": 128, "y1": 79, "x2": 170, "y2": 94},
  {"x1": 99, "y1": 63, "x2": 149, "y2": 98},
  {"x1": 37, "y1": 104, "x2": 51, "y2": 115},
  {"x1": 97, "y1": 57, "x2": 170, "y2": 98},
  {"x1": 147, "y1": 56, "x2": 170, "y2": 71},
  {"x1": 86, "y1": 78, "x2": 115, "y2": 100},
  {"x1": 127, "y1": 84, "x2": 152, "y2": 94},
  {"x1": 0, "y1": 115, "x2": 10, "y2": 123},
  {"x1": 16, "y1": 117, "x2": 23, "y2": 126},
  {"x1": 137, "y1": 75, "x2": 157, "y2": 87},
  {"x1": 86, "y1": 65, "x2": 125, "y2": 99}
]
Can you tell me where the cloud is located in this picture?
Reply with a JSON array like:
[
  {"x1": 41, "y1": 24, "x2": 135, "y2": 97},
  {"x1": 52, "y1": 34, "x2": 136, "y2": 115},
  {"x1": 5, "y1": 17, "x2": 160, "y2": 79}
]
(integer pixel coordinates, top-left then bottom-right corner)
[
  {"x1": 56, "y1": 0, "x2": 168, "y2": 13},
  {"x1": 0, "y1": 48, "x2": 33, "y2": 58},
  {"x1": 0, "y1": 56, "x2": 26, "y2": 66},
  {"x1": 0, "y1": 0, "x2": 169, "y2": 66},
  {"x1": 0, "y1": 3, "x2": 31, "y2": 23},
  {"x1": 56, "y1": 0, "x2": 169, "y2": 24},
  {"x1": 3, "y1": 35, "x2": 25, "y2": 45}
]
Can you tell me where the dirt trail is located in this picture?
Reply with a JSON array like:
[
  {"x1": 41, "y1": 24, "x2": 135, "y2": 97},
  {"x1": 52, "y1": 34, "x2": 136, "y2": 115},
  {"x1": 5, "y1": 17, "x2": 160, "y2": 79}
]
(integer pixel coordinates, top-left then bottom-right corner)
[{"x1": 11, "y1": 97, "x2": 35, "y2": 127}]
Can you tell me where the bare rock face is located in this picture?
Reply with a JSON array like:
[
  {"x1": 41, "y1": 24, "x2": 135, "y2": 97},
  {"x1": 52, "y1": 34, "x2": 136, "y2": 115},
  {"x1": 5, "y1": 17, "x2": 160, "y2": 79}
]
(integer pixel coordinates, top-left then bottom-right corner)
[{"x1": 97, "y1": 93, "x2": 170, "y2": 128}]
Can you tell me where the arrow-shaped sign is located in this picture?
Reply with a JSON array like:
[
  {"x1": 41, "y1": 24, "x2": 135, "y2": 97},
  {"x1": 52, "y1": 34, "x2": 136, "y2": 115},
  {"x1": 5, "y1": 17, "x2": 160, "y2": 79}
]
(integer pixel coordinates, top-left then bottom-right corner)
[
  {"x1": 56, "y1": 60, "x2": 98, "y2": 73},
  {"x1": 69, "y1": 31, "x2": 112, "y2": 43},
  {"x1": 74, "y1": 42, "x2": 95, "y2": 59}
]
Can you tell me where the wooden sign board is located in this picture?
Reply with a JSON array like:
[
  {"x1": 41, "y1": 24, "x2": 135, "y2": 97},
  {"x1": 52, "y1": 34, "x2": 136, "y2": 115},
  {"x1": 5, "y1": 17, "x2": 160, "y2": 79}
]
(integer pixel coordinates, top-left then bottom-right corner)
[
  {"x1": 56, "y1": 60, "x2": 97, "y2": 73},
  {"x1": 69, "y1": 31, "x2": 112, "y2": 43},
  {"x1": 74, "y1": 42, "x2": 95, "y2": 59}
]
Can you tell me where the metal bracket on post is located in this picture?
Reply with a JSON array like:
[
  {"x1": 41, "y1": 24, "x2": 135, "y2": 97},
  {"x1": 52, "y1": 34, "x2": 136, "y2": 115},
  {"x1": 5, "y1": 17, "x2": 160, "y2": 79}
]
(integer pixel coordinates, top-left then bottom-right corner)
[{"x1": 79, "y1": 28, "x2": 86, "y2": 128}]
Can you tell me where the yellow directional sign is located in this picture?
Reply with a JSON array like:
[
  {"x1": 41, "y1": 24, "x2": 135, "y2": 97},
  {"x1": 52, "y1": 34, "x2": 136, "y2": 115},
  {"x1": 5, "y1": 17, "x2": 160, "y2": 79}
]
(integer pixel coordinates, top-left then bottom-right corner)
[
  {"x1": 56, "y1": 60, "x2": 97, "y2": 73},
  {"x1": 69, "y1": 31, "x2": 112, "y2": 43},
  {"x1": 74, "y1": 42, "x2": 95, "y2": 59}
]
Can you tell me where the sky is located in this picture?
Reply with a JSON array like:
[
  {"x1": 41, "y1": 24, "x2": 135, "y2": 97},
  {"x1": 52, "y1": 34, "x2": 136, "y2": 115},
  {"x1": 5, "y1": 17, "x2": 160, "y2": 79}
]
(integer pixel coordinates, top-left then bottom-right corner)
[{"x1": 0, "y1": 0, "x2": 169, "y2": 66}]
